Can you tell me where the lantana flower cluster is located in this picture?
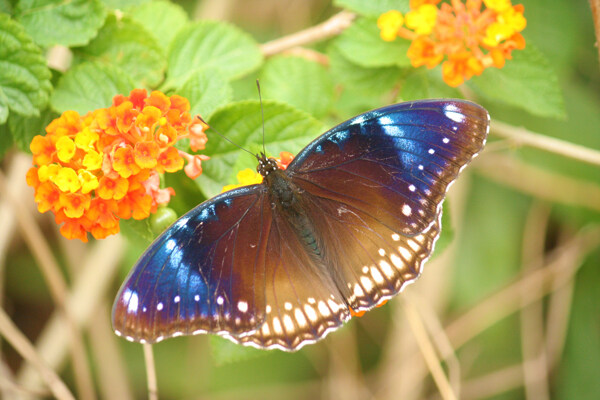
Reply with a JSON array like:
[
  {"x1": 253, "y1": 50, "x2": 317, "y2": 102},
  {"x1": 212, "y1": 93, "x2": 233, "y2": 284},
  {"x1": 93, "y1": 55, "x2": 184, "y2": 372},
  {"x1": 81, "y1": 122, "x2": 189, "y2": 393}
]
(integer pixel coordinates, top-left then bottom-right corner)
[
  {"x1": 26, "y1": 89, "x2": 209, "y2": 242},
  {"x1": 378, "y1": 0, "x2": 527, "y2": 87},
  {"x1": 221, "y1": 151, "x2": 294, "y2": 192}
]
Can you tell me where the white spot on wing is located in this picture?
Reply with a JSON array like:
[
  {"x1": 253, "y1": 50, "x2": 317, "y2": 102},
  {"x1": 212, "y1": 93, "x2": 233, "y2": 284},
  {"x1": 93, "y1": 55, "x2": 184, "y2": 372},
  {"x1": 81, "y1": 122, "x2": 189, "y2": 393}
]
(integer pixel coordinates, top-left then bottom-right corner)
[
  {"x1": 399, "y1": 246, "x2": 412, "y2": 260},
  {"x1": 237, "y1": 301, "x2": 248, "y2": 312},
  {"x1": 157, "y1": 302, "x2": 163, "y2": 311},
  {"x1": 444, "y1": 104, "x2": 466, "y2": 123},
  {"x1": 409, "y1": 184, "x2": 416, "y2": 192},
  {"x1": 402, "y1": 204, "x2": 412, "y2": 216},
  {"x1": 283, "y1": 314, "x2": 295, "y2": 332},
  {"x1": 371, "y1": 267, "x2": 385, "y2": 284},
  {"x1": 304, "y1": 304, "x2": 317, "y2": 321},
  {"x1": 174, "y1": 295, "x2": 180, "y2": 303},
  {"x1": 295, "y1": 308, "x2": 307, "y2": 327},
  {"x1": 318, "y1": 301, "x2": 331, "y2": 317}
]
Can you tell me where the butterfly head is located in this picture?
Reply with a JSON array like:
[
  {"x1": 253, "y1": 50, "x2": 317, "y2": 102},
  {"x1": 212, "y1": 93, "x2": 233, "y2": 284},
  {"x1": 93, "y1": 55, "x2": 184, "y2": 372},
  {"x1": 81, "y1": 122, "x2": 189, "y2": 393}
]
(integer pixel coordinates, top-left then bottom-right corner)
[{"x1": 256, "y1": 153, "x2": 279, "y2": 177}]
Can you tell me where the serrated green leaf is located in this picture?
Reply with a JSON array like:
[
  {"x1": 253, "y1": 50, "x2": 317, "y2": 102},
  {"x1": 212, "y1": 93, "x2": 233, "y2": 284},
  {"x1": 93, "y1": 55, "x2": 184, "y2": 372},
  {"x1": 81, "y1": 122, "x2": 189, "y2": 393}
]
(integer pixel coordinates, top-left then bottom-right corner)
[
  {"x1": 197, "y1": 101, "x2": 324, "y2": 197},
  {"x1": 16, "y1": 0, "x2": 106, "y2": 47},
  {"x1": 259, "y1": 56, "x2": 333, "y2": 118},
  {"x1": 470, "y1": 44, "x2": 566, "y2": 119},
  {"x1": 328, "y1": 45, "x2": 403, "y2": 95},
  {"x1": 0, "y1": 13, "x2": 52, "y2": 119},
  {"x1": 8, "y1": 107, "x2": 55, "y2": 152},
  {"x1": 209, "y1": 336, "x2": 267, "y2": 366},
  {"x1": 129, "y1": 0, "x2": 188, "y2": 52},
  {"x1": 167, "y1": 20, "x2": 263, "y2": 88},
  {"x1": 333, "y1": 17, "x2": 411, "y2": 68},
  {"x1": 176, "y1": 69, "x2": 233, "y2": 120},
  {"x1": 334, "y1": 0, "x2": 409, "y2": 16},
  {"x1": 399, "y1": 68, "x2": 462, "y2": 101},
  {"x1": 74, "y1": 15, "x2": 166, "y2": 87},
  {"x1": 50, "y1": 62, "x2": 135, "y2": 113}
]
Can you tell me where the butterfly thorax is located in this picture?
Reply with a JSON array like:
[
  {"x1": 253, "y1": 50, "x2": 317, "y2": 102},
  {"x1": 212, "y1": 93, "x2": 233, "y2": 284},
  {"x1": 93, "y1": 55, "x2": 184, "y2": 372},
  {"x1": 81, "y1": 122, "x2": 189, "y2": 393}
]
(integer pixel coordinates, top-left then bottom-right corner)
[{"x1": 263, "y1": 167, "x2": 322, "y2": 255}]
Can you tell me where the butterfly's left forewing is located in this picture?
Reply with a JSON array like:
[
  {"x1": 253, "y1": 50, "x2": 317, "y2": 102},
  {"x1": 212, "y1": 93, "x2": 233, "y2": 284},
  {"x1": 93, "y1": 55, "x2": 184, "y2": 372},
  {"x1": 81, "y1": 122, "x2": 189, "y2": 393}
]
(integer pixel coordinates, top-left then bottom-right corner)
[{"x1": 112, "y1": 186, "x2": 272, "y2": 343}]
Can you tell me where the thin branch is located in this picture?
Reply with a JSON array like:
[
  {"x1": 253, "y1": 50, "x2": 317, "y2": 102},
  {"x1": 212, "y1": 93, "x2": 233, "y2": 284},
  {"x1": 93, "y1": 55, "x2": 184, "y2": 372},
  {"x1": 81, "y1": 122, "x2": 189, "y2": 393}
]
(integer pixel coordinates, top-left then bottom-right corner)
[
  {"x1": 443, "y1": 227, "x2": 600, "y2": 350},
  {"x1": 519, "y1": 204, "x2": 551, "y2": 400},
  {"x1": 16, "y1": 236, "x2": 124, "y2": 394},
  {"x1": 491, "y1": 120, "x2": 600, "y2": 167},
  {"x1": 408, "y1": 293, "x2": 461, "y2": 399},
  {"x1": 0, "y1": 170, "x2": 96, "y2": 400},
  {"x1": 403, "y1": 299, "x2": 457, "y2": 400},
  {"x1": 260, "y1": 11, "x2": 355, "y2": 56},
  {"x1": 0, "y1": 307, "x2": 75, "y2": 400},
  {"x1": 143, "y1": 344, "x2": 158, "y2": 400},
  {"x1": 475, "y1": 153, "x2": 600, "y2": 212}
]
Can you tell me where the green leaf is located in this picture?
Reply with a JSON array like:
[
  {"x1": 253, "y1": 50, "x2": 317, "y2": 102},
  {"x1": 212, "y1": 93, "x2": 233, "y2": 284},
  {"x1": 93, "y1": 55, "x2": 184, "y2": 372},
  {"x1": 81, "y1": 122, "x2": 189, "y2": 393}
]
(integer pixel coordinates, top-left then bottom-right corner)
[
  {"x1": 0, "y1": 13, "x2": 52, "y2": 120},
  {"x1": 0, "y1": 122, "x2": 13, "y2": 158},
  {"x1": 74, "y1": 15, "x2": 166, "y2": 87},
  {"x1": 0, "y1": 0, "x2": 12, "y2": 14},
  {"x1": 400, "y1": 68, "x2": 462, "y2": 101},
  {"x1": 470, "y1": 44, "x2": 566, "y2": 119},
  {"x1": 8, "y1": 107, "x2": 55, "y2": 152},
  {"x1": 119, "y1": 218, "x2": 153, "y2": 247},
  {"x1": 328, "y1": 45, "x2": 403, "y2": 95},
  {"x1": 334, "y1": 0, "x2": 409, "y2": 16},
  {"x1": 15, "y1": 0, "x2": 106, "y2": 47},
  {"x1": 176, "y1": 69, "x2": 233, "y2": 120},
  {"x1": 333, "y1": 17, "x2": 411, "y2": 68},
  {"x1": 50, "y1": 61, "x2": 135, "y2": 114},
  {"x1": 129, "y1": 0, "x2": 188, "y2": 52},
  {"x1": 197, "y1": 101, "x2": 324, "y2": 197},
  {"x1": 101, "y1": 0, "x2": 150, "y2": 9},
  {"x1": 0, "y1": 92, "x2": 8, "y2": 124},
  {"x1": 167, "y1": 20, "x2": 263, "y2": 88},
  {"x1": 259, "y1": 56, "x2": 333, "y2": 118}
]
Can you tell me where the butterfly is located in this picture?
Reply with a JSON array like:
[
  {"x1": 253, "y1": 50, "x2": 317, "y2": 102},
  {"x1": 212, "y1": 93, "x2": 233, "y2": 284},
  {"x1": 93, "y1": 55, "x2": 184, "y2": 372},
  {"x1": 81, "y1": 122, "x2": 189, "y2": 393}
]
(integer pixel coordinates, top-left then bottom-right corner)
[{"x1": 112, "y1": 99, "x2": 489, "y2": 351}]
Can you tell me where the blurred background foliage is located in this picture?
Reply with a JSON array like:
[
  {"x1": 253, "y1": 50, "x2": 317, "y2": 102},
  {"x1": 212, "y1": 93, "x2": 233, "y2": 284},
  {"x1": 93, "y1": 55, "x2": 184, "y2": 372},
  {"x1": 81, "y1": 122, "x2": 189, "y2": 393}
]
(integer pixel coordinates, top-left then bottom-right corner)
[{"x1": 0, "y1": 0, "x2": 599, "y2": 399}]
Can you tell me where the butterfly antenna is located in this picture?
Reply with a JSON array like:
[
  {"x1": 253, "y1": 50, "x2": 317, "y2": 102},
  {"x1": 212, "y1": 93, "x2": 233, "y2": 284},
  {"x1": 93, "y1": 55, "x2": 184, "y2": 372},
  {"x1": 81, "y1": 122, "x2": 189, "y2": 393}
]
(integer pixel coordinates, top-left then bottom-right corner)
[
  {"x1": 256, "y1": 80, "x2": 267, "y2": 158},
  {"x1": 196, "y1": 116, "x2": 256, "y2": 159}
]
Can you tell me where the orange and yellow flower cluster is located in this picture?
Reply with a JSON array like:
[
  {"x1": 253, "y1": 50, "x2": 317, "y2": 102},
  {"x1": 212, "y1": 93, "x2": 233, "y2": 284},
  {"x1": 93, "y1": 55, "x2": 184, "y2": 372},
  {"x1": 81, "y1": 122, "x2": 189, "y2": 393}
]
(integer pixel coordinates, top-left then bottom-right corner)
[
  {"x1": 27, "y1": 89, "x2": 209, "y2": 242},
  {"x1": 378, "y1": 0, "x2": 526, "y2": 87},
  {"x1": 221, "y1": 151, "x2": 294, "y2": 193}
]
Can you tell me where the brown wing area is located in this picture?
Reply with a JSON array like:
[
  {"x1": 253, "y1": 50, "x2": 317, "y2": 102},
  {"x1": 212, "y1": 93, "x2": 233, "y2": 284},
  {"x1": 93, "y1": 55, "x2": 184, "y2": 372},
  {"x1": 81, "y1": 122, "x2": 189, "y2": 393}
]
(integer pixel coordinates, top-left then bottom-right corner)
[
  {"x1": 231, "y1": 211, "x2": 351, "y2": 351},
  {"x1": 302, "y1": 192, "x2": 442, "y2": 312}
]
